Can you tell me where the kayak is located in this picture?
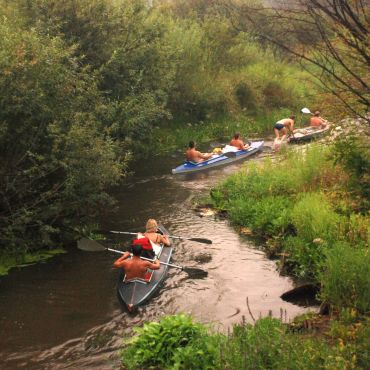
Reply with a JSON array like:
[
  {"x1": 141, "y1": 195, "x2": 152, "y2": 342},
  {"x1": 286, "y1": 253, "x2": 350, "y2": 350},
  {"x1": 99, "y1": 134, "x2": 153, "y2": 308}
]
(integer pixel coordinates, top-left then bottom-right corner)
[
  {"x1": 116, "y1": 229, "x2": 172, "y2": 312},
  {"x1": 289, "y1": 125, "x2": 331, "y2": 142},
  {"x1": 172, "y1": 140, "x2": 264, "y2": 174}
]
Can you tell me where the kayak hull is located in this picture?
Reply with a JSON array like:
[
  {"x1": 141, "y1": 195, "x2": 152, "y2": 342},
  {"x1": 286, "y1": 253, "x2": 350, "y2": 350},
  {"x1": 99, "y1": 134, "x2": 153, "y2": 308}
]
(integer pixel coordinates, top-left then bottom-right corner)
[
  {"x1": 289, "y1": 125, "x2": 331, "y2": 142},
  {"x1": 117, "y1": 245, "x2": 173, "y2": 312},
  {"x1": 172, "y1": 140, "x2": 264, "y2": 174}
]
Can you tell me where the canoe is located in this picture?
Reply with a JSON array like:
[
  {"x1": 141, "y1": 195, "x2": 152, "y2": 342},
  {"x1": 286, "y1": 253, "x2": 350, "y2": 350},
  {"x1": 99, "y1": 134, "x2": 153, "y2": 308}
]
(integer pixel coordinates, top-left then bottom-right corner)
[
  {"x1": 289, "y1": 125, "x2": 331, "y2": 143},
  {"x1": 172, "y1": 140, "x2": 264, "y2": 175},
  {"x1": 117, "y1": 229, "x2": 173, "y2": 312}
]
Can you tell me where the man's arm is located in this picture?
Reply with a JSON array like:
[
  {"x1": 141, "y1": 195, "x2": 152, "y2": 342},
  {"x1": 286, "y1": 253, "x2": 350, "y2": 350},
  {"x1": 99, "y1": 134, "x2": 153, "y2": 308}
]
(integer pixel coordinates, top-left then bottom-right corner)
[
  {"x1": 113, "y1": 252, "x2": 130, "y2": 268},
  {"x1": 198, "y1": 151, "x2": 212, "y2": 160},
  {"x1": 145, "y1": 259, "x2": 160, "y2": 270}
]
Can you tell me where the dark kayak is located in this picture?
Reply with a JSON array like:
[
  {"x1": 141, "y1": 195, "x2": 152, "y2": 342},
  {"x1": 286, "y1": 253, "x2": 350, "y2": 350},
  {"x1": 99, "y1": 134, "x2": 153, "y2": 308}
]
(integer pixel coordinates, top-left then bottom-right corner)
[
  {"x1": 289, "y1": 125, "x2": 331, "y2": 142},
  {"x1": 172, "y1": 140, "x2": 264, "y2": 174},
  {"x1": 117, "y1": 230, "x2": 173, "y2": 312}
]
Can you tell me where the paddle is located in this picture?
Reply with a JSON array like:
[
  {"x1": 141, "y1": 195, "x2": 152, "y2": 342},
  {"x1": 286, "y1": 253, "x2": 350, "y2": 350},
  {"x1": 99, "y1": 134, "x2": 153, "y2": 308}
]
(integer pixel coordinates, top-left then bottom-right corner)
[
  {"x1": 109, "y1": 230, "x2": 212, "y2": 245},
  {"x1": 77, "y1": 237, "x2": 208, "y2": 278},
  {"x1": 301, "y1": 107, "x2": 313, "y2": 115}
]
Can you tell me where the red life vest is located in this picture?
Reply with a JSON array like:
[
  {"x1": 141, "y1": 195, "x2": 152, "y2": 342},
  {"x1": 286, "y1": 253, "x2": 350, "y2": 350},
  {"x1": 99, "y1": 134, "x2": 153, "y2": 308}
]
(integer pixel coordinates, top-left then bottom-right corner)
[{"x1": 132, "y1": 237, "x2": 153, "y2": 251}]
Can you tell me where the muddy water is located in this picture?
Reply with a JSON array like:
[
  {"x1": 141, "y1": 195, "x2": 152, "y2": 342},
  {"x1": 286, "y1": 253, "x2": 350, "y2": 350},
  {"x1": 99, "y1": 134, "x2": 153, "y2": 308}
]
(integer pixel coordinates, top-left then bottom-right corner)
[{"x1": 0, "y1": 144, "x2": 315, "y2": 369}]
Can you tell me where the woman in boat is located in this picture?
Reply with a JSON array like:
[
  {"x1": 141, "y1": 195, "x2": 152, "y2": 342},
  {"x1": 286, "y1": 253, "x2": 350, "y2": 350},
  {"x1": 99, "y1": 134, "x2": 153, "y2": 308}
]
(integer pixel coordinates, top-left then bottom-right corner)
[
  {"x1": 113, "y1": 244, "x2": 160, "y2": 280},
  {"x1": 144, "y1": 219, "x2": 171, "y2": 246},
  {"x1": 230, "y1": 132, "x2": 250, "y2": 150},
  {"x1": 186, "y1": 141, "x2": 213, "y2": 163},
  {"x1": 309, "y1": 111, "x2": 327, "y2": 129}
]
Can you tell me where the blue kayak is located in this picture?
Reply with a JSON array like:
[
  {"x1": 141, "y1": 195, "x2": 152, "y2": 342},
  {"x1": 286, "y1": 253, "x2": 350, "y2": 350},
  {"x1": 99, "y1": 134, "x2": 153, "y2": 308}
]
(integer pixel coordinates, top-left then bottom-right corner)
[{"x1": 172, "y1": 140, "x2": 264, "y2": 175}]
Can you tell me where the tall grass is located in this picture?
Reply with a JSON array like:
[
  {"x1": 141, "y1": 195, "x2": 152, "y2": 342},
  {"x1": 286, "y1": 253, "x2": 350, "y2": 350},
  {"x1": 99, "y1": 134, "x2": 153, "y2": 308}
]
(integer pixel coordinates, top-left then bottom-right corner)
[
  {"x1": 211, "y1": 143, "x2": 369, "y2": 286},
  {"x1": 145, "y1": 109, "x2": 291, "y2": 156},
  {"x1": 121, "y1": 314, "x2": 370, "y2": 369},
  {"x1": 320, "y1": 243, "x2": 370, "y2": 314}
]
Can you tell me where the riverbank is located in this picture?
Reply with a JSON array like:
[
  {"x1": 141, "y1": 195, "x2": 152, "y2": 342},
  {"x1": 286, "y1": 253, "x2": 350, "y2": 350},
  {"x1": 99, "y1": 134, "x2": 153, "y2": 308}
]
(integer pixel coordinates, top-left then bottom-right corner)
[{"x1": 120, "y1": 312, "x2": 369, "y2": 369}]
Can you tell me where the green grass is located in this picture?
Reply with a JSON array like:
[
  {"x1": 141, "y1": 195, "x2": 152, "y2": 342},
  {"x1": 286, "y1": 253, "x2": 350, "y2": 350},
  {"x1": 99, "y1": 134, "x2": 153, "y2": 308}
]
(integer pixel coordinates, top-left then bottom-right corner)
[
  {"x1": 210, "y1": 143, "x2": 369, "y2": 303},
  {"x1": 137, "y1": 109, "x2": 292, "y2": 156},
  {"x1": 121, "y1": 314, "x2": 370, "y2": 369}
]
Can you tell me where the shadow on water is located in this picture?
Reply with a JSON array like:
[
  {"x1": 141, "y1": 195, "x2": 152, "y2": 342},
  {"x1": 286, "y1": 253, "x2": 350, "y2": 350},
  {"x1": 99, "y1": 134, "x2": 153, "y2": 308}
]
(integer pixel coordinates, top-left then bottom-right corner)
[{"x1": 0, "y1": 141, "x2": 317, "y2": 369}]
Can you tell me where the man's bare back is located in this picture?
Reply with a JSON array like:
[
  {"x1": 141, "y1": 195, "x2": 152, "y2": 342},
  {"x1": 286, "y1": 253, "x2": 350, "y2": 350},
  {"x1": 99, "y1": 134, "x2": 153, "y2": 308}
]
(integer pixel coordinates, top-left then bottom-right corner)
[{"x1": 113, "y1": 251, "x2": 160, "y2": 280}]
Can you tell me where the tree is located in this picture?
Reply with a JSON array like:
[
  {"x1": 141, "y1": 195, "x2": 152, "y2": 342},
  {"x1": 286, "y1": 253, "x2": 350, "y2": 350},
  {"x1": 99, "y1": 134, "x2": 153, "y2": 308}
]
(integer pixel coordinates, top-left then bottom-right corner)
[
  {"x1": 0, "y1": 17, "x2": 125, "y2": 253},
  {"x1": 219, "y1": 0, "x2": 370, "y2": 121}
]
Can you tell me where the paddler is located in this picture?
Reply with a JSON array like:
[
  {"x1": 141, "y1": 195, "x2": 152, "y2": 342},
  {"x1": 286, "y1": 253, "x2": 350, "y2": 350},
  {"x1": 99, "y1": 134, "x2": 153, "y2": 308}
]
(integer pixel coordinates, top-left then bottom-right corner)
[
  {"x1": 309, "y1": 111, "x2": 327, "y2": 129},
  {"x1": 144, "y1": 219, "x2": 171, "y2": 246},
  {"x1": 113, "y1": 244, "x2": 160, "y2": 280},
  {"x1": 186, "y1": 141, "x2": 213, "y2": 163},
  {"x1": 230, "y1": 132, "x2": 250, "y2": 150}
]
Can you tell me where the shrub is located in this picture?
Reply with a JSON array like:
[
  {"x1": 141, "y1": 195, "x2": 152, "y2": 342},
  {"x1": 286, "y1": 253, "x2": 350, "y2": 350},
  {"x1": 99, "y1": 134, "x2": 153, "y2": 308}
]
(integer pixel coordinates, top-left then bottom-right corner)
[
  {"x1": 290, "y1": 193, "x2": 342, "y2": 245},
  {"x1": 229, "y1": 195, "x2": 291, "y2": 236},
  {"x1": 320, "y1": 243, "x2": 370, "y2": 314},
  {"x1": 121, "y1": 314, "x2": 220, "y2": 370}
]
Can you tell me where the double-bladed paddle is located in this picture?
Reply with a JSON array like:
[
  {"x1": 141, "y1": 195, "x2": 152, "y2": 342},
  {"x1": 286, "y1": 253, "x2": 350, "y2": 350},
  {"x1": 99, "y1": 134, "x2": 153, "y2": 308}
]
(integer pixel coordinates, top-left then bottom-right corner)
[
  {"x1": 109, "y1": 230, "x2": 212, "y2": 245},
  {"x1": 77, "y1": 237, "x2": 208, "y2": 278}
]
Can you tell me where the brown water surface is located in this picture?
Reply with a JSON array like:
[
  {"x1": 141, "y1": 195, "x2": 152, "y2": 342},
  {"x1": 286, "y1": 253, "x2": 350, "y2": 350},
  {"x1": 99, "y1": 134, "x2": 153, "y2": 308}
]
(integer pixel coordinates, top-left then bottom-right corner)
[{"x1": 0, "y1": 144, "x2": 315, "y2": 369}]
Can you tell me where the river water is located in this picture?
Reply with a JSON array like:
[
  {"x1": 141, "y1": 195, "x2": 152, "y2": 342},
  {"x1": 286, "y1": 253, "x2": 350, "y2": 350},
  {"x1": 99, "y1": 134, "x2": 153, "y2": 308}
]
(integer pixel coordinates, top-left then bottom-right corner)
[{"x1": 0, "y1": 143, "x2": 315, "y2": 369}]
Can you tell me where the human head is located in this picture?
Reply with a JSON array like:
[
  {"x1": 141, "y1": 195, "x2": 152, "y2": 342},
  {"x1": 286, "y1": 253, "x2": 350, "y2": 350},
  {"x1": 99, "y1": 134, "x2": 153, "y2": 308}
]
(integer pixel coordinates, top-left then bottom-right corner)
[
  {"x1": 131, "y1": 243, "x2": 142, "y2": 256},
  {"x1": 290, "y1": 115, "x2": 296, "y2": 120},
  {"x1": 234, "y1": 132, "x2": 240, "y2": 139},
  {"x1": 146, "y1": 219, "x2": 158, "y2": 232},
  {"x1": 314, "y1": 111, "x2": 320, "y2": 116},
  {"x1": 188, "y1": 140, "x2": 195, "y2": 149}
]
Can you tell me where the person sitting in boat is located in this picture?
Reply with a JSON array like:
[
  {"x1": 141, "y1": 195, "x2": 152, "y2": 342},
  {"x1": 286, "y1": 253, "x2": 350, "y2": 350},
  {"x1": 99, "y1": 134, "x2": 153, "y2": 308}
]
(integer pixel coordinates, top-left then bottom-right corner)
[
  {"x1": 186, "y1": 141, "x2": 213, "y2": 163},
  {"x1": 274, "y1": 115, "x2": 295, "y2": 142},
  {"x1": 144, "y1": 219, "x2": 171, "y2": 247},
  {"x1": 230, "y1": 132, "x2": 250, "y2": 150},
  {"x1": 113, "y1": 244, "x2": 160, "y2": 281},
  {"x1": 309, "y1": 111, "x2": 327, "y2": 129}
]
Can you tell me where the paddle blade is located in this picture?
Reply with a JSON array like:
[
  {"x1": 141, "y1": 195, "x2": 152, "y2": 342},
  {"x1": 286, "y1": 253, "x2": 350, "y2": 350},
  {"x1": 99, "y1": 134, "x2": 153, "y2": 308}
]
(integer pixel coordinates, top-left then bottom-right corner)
[
  {"x1": 183, "y1": 267, "x2": 208, "y2": 279},
  {"x1": 301, "y1": 107, "x2": 311, "y2": 114},
  {"x1": 77, "y1": 237, "x2": 106, "y2": 252},
  {"x1": 189, "y1": 237, "x2": 213, "y2": 244}
]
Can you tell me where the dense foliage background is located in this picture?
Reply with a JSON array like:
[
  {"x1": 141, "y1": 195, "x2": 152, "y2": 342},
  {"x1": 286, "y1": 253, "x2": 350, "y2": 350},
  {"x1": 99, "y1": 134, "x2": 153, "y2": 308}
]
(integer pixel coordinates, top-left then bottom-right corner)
[
  {"x1": 0, "y1": 0, "x2": 317, "y2": 261},
  {"x1": 0, "y1": 0, "x2": 367, "y2": 267}
]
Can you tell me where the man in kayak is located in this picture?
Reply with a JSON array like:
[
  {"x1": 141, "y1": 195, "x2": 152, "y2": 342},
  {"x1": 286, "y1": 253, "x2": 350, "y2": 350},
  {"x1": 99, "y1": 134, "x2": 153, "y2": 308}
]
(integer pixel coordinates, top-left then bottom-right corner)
[
  {"x1": 186, "y1": 141, "x2": 213, "y2": 163},
  {"x1": 144, "y1": 219, "x2": 171, "y2": 246},
  {"x1": 309, "y1": 111, "x2": 327, "y2": 129},
  {"x1": 113, "y1": 244, "x2": 160, "y2": 281},
  {"x1": 230, "y1": 132, "x2": 250, "y2": 150},
  {"x1": 274, "y1": 115, "x2": 295, "y2": 141}
]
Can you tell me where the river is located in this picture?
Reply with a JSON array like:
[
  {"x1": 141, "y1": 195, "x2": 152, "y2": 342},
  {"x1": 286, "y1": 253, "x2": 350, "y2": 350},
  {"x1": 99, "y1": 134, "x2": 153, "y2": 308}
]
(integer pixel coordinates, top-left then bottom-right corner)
[{"x1": 0, "y1": 142, "x2": 315, "y2": 369}]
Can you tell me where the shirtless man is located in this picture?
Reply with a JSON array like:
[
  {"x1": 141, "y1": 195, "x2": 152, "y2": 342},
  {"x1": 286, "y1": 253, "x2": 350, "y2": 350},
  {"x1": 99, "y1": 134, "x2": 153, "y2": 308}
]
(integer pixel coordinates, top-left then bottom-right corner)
[
  {"x1": 113, "y1": 244, "x2": 160, "y2": 280},
  {"x1": 230, "y1": 132, "x2": 250, "y2": 150},
  {"x1": 144, "y1": 219, "x2": 171, "y2": 246},
  {"x1": 186, "y1": 141, "x2": 212, "y2": 163},
  {"x1": 309, "y1": 111, "x2": 327, "y2": 129},
  {"x1": 274, "y1": 115, "x2": 295, "y2": 141}
]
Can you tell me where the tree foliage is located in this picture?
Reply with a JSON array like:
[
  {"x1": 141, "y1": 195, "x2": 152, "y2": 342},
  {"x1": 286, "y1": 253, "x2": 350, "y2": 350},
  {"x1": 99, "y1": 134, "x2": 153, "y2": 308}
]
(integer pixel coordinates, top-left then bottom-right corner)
[{"x1": 219, "y1": 0, "x2": 370, "y2": 120}]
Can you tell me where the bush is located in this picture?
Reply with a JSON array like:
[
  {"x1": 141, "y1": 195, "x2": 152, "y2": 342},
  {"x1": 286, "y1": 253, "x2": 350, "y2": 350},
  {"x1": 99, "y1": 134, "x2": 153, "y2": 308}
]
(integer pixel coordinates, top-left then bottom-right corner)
[
  {"x1": 290, "y1": 193, "x2": 341, "y2": 245},
  {"x1": 229, "y1": 195, "x2": 291, "y2": 236},
  {"x1": 121, "y1": 314, "x2": 220, "y2": 370},
  {"x1": 320, "y1": 243, "x2": 370, "y2": 314}
]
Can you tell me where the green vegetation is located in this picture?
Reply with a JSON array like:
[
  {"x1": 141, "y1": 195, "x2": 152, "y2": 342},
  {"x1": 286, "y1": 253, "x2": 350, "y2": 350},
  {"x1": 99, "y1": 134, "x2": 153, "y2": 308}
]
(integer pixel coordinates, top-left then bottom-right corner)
[
  {"x1": 210, "y1": 143, "x2": 369, "y2": 315},
  {"x1": 121, "y1": 314, "x2": 221, "y2": 370},
  {"x1": 0, "y1": 0, "x2": 317, "y2": 270},
  {"x1": 121, "y1": 314, "x2": 370, "y2": 369}
]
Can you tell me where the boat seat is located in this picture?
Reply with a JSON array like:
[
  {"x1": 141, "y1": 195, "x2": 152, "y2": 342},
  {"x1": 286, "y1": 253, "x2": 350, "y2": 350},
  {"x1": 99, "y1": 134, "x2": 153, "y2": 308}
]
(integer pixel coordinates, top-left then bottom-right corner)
[{"x1": 123, "y1": 270, "x2": 153, "y2": 284}]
